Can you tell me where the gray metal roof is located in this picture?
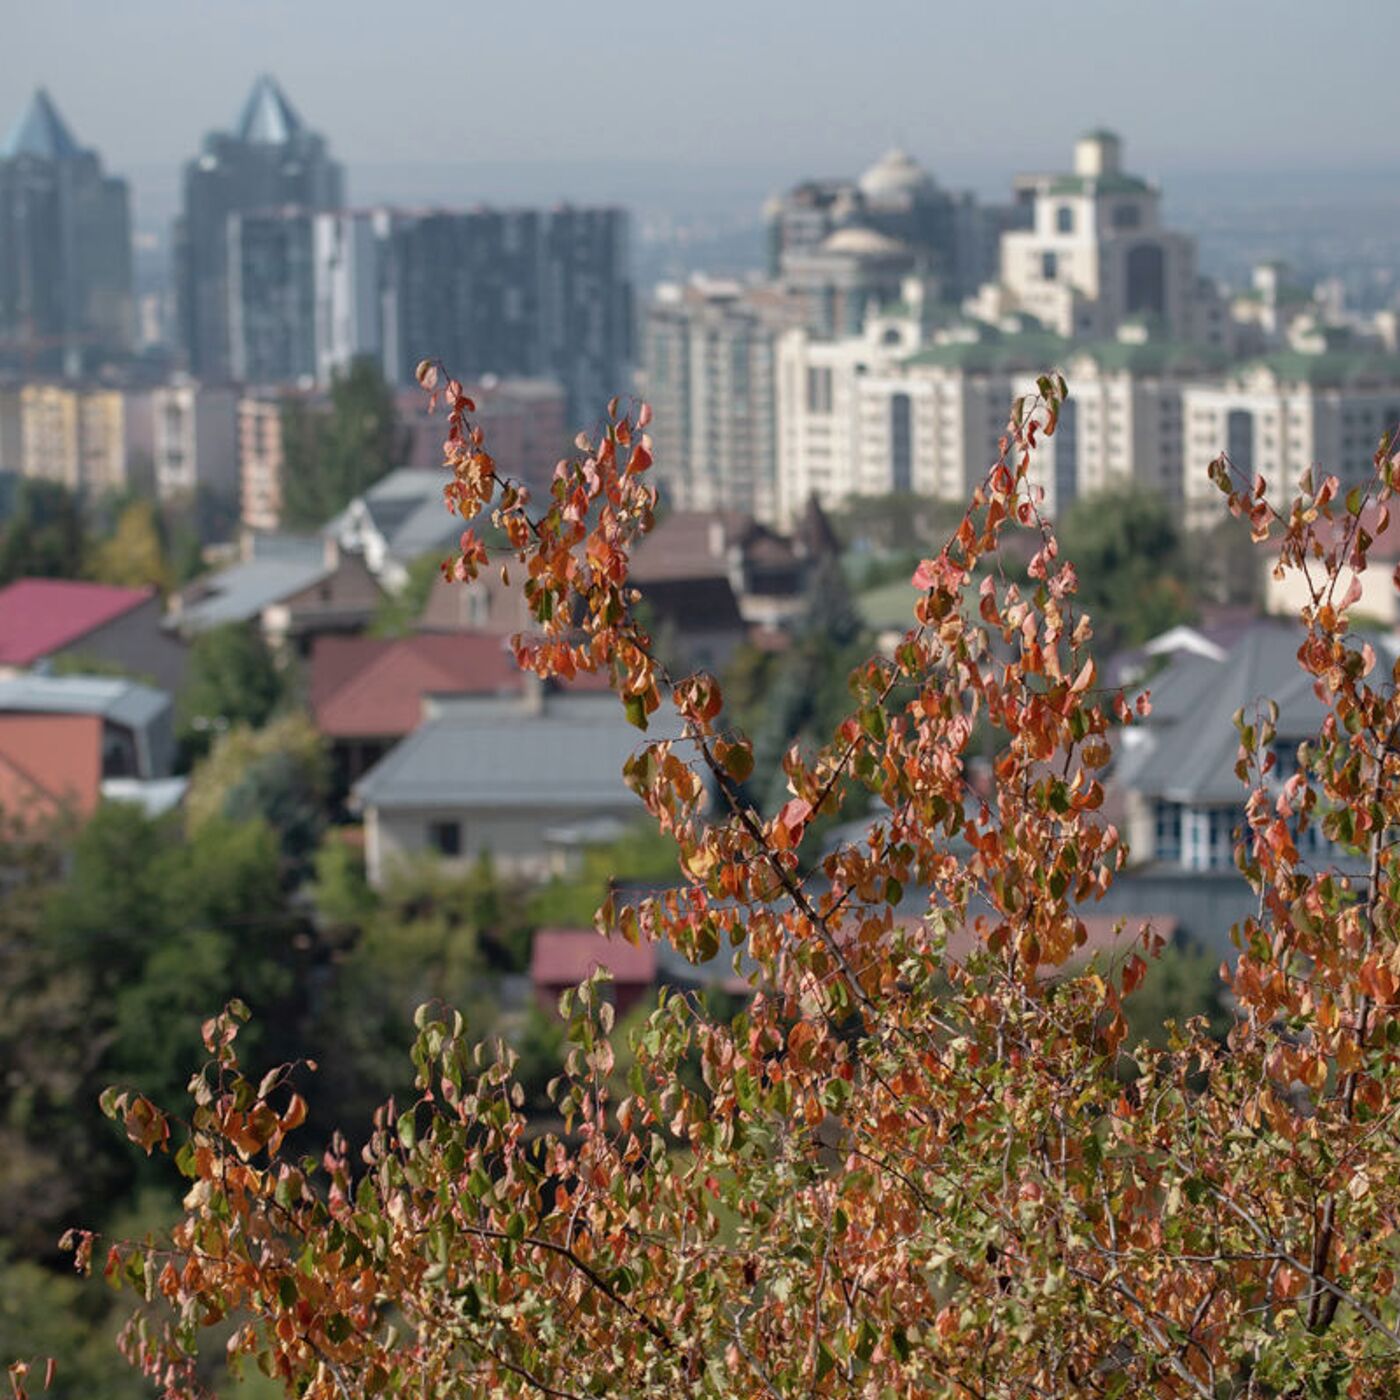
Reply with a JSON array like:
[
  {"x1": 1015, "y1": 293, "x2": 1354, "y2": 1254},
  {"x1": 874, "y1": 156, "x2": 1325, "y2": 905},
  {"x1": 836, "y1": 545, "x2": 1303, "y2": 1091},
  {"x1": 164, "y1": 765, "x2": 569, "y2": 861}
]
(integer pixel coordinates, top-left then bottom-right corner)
[
  {"x1": 324, "y1": 468, "x2": 462, "y2": 564},
  {"x1": 0, "y1": 674, "x2": 170, "y2": 730},
  {"x1": 354, "y1": 693, "x2": 682, "y2": 811},
  {"x1": 1118, "y1": 623, "x2": 1333, "y2": 805},
  {"x1": 175, "y1": 547, "x2": 329, "y2": 631}
]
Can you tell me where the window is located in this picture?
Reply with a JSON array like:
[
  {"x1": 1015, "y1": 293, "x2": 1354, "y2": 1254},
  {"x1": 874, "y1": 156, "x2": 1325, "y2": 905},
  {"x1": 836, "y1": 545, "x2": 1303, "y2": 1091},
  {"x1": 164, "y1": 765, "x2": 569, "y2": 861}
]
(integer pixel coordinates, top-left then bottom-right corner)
[
  {"x1": 805, "y1": 366, "x2": 833, "y2": 414},
  {"x1": 890, "y1": 393, "x2": 912, "y2": 493},
  {"x1": 1154, "y1": 800, "x2": 1182, "y2": 864},
  {"x1": 1041, "y1": 251, "x2": 1058, "y2": 282},
  {"x1": 1113, "y1": 202, "x2": 1142, "y2": 230},
  {"x1": 428, "y1": 820, "x2": 462, "y2": 857},
  {"x1": 1056, "y1": 205, "x2": 1074, "y2": 234}
]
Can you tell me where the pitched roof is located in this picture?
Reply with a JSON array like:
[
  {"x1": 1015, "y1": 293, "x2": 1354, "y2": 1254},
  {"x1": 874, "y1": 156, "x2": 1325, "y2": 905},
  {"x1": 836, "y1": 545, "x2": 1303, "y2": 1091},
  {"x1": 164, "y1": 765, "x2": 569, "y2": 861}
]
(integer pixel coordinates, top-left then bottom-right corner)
[
  {"x1": 310, "y1": 632, "x2": 523, "y2": 738},
  {"x1": 636, "y1": 575, "x2": 745, "y2": 632},
  {"x1": 0, "y1": 713, "x2": 103, "y2": 824},
  {"x1": 1116, "y1": 622, "x2": 1330, "y2": 805},
  {"x1": 2, "y1": 88, "x2": 81, "y2": 161},
  {"x1": 0, "y1": 579, "x2": 152, "y2": 666},
  {"x1": 233, "y1": 75, "x2": 303, "y2": 145},
  {"x1": 324, "y1": 468, "x2": 463, "y2": 565},
  {"x1": 174, "y1": 539, "x2": 329, "y2": 631},
  {"x1": 354, "y1": 692, "x2": 676, "y2": 811},
  {"x1": 530, "y1": 928, "x2": 656, "y2": 987},
  {"x1": 0, "y1": 674, "x2": 170, "y2": 731}
]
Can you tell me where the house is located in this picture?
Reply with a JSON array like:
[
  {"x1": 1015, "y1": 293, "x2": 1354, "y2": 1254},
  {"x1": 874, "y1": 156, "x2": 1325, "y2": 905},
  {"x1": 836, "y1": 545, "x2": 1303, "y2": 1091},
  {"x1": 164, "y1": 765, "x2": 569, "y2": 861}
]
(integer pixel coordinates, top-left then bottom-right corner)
[
  {"x1": 353, "y1": 689, "x2": 679, "y2": 887},
  {"x1": 309, "y1": 631, "x2": 523, "y2": 792},
  {"x1": 0, "y1": 673, "x2": 185, "y2": 827},
  {"x1": 1114, "y1": 621, "x2": 1369, "y2": 873},
  {"x1": 1264, "y1": 501, "x2": 1400, "y2": 631},
  {"x1": 529, "y1": 928, "x2": 657, "y2": 1017},
  {"x1": 323, "y1": 467, "x2": 464, "y2": 592},
  {"x1": 169, "y1": 533, "x2": 382, "y2": 655},
  {"x1": 0, "y1": 578, "x2": 187, "y2": 694}
]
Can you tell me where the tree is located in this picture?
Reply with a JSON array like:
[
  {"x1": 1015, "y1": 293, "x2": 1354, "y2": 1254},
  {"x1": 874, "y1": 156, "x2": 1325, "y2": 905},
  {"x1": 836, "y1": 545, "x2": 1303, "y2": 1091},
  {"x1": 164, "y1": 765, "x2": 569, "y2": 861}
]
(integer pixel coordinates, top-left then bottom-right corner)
[
  {"x1": 177, "y1": 623, "x2": 288, "y2": 761},
  {"x1": 59, "y1": 373, "x2": 1400, "y2": 1398},
  {"x1": 88, "y1": 499, "x2": 172, "y2": 592},
  {"x1": 1057, "y1": 485, "x2": 1196, "y2": 652},
  {"x1": 279, "y1": 358, "x2": 406, "y2": 529},
  {"x1": 0, "y1": 480, "x2": 86, "y2": 584}
]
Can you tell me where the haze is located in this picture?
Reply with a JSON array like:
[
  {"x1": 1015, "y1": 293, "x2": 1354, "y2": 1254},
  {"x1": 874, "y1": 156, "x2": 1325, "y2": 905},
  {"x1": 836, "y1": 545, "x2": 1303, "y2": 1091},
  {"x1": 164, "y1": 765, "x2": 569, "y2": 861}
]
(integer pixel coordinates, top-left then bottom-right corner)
[{"x1": 9, "y1": 0, "x2": 1400, "y2": 231}]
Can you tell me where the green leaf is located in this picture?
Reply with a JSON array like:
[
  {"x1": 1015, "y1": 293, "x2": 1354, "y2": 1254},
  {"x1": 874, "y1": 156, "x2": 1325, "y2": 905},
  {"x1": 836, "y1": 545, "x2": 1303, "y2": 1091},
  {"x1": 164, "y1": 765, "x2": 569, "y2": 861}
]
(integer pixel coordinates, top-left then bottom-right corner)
[{"x1": 397, "y1": 1111, "x2": 417, "y2": 1150}]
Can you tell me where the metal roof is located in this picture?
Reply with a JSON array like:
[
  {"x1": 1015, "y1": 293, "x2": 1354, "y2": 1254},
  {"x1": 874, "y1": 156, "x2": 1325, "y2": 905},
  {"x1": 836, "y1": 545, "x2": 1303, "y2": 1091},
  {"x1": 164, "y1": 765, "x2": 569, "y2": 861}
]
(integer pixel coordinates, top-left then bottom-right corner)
[
  {"x1": 2, "y1": 88, "x2": 80, "y2": 161},
  {"x1": 354, "y1": 693, "x2": 680, "y2": 811},
  {"x1": 0, "y1": 673, "x2": 170, "y2": 731},
  {"x1": 233, "y1": 75, "x2": 303, "y2": 145},
  {"x1": 174, "y1": 545, "x2": 329, "y2": 631}
]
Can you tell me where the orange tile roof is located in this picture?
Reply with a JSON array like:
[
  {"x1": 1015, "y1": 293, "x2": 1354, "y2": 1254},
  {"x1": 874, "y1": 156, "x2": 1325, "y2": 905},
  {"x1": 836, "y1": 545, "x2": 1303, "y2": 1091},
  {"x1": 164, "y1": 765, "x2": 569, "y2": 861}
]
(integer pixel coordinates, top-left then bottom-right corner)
[{"x1": 310, "y1": 632, "x2": 524, "y2": 739}]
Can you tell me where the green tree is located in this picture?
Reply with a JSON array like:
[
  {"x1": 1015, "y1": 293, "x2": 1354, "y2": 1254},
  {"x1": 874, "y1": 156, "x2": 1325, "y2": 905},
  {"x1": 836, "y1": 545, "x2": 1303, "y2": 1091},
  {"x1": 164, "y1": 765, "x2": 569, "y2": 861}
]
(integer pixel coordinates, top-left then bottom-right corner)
[
  {"x1": 88, "y1": 499, "x2": 172, "y2": 592},
  {"x1": 1056, "y1": 486, "x2": 1196, "y2": 651},
  {"x1": 177, "y1": 623, "x2": 287, "y2": 761},
  {"x1": 0, "y1": 480, "x2": 86, "y2": 584},
  {"x1": 370, "y1": 551, "x2": 443, "y2": 637},
  {"x1": 280, "y1": 358, "x2": 406, "y2": 528},
  {"x1": 186, "y1": 713, "x2": 329, "y2": 881}
]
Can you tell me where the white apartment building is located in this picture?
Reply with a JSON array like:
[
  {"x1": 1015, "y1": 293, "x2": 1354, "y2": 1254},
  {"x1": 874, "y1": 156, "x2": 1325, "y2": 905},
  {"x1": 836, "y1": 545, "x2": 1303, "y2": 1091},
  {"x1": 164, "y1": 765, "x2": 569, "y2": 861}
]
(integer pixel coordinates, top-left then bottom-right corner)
[
  {"x1": 976, "y1": 131, "x2": 1224, "y2": 348},
  {"x1": 152, "y1": 378, "x2": 239, "y2": 513},
  {"x1": 1180, "y1": 353, "x2": 1400, "y2": 528},
  {"x1": 313, "y1": 211, "x2": 383, "y2": 385},
  {"x1": 645, "y1": 279, "x2": 800, "y2": 522}
]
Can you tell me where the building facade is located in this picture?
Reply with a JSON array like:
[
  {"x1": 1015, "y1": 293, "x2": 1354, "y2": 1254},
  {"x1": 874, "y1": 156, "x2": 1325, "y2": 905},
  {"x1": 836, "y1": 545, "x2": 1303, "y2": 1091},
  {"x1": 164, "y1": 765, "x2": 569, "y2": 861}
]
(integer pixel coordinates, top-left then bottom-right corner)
[
  {"x1": 175, "y1": 75, "x2": 343, "y2": 378},
  {"x1": 152, "y1": 378, "x2": 239, "y2": 526},
  {"x1": 0, "y1": 89, "x2": 132, "y2": 371}
]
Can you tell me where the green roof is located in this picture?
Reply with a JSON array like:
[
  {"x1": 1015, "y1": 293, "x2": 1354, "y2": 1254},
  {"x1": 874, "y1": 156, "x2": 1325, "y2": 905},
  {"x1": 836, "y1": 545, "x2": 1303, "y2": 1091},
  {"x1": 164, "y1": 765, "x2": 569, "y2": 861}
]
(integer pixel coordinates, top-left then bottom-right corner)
[
  {"x1": 1048, "y1": 174, "x2": 1150, "y2": 197},
  {"x1": 1245, "y1": 350, "x2": 1400, "y2": 387},
  {"x1": 1072, "y1": 340, "x2": 1231, "y2": 374},
  {"x1": 902, "y1": 330, "x2": 1070, "y2": 373}
]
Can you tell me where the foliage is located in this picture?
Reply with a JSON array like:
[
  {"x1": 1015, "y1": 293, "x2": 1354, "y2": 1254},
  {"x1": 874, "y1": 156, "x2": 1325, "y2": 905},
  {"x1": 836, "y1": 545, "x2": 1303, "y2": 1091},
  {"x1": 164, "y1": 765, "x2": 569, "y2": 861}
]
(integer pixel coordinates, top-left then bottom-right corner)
[
  {"x1": 0, "y1": 480, "x2": 85, "y2": 584},
  {"x1": 185, "y1": 713, "x2": 329, "y2": 879},
  {"x1": 832, "y1": 490, "x2": 967, "y2": 556},
  {"x1": 279, "y1": 358, "x2": 406, "y2": 529},
  {"x1": 370, "y1": 551, "x2": 444, "y2": 637},
  {"x1": 525, "y1": 824, "x2": 681, "y2": 936},
  {"x1": 88, "y1": 499, "x2": 172, "y2": 592},
  {"x1": 177, "y1": 623, "x2": 288, "y2": 762},
  {"x1": 1057, "y1": 485, "x2": 1196, "y2": 652},
  {"x1": 61, "y1": 371, "x2": 1400, "y2": 1399}
]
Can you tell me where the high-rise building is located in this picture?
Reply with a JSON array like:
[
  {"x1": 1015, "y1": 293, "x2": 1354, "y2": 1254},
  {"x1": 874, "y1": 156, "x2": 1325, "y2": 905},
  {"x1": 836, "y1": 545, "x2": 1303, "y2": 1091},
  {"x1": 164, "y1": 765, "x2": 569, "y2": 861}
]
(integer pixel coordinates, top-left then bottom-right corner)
[
  {"x1": 152, "y1": 377, "x2": 239, "y2": 529},
  {"x1": 381, "y1": 206, "x2": 631, "y2": 427},
  {"x1": 642, "y1": 279, "x2": 801, "y2": 521},
  {"x1": 0, "y1": 89, "x2": 132, "y2": 371},
  {"x1": 973, "y1": 131, "x2": 1226, "y2": 346},
  {"x1": 175, "y1": 76, "x2": 343, "y2": 379}
]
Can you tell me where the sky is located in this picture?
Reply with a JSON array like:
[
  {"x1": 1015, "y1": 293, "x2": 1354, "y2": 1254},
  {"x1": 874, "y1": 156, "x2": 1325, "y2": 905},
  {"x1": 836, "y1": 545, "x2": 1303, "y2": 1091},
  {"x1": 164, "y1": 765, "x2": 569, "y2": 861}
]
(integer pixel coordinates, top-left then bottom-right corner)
[{"x1": 7, "y1": 0, "x2": 1400, "y2": 225}]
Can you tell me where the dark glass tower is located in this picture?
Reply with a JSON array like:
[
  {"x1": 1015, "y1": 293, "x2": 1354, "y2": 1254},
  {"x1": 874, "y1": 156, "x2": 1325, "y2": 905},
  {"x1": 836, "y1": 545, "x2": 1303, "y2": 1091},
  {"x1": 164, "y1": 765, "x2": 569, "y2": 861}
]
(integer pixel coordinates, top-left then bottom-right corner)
[
  {"x1": 0, "y1": 88, "x2": 132, "y2": 372},
  {"x1": 174, "y1": 76, "x2": 342, "y2": 378}
]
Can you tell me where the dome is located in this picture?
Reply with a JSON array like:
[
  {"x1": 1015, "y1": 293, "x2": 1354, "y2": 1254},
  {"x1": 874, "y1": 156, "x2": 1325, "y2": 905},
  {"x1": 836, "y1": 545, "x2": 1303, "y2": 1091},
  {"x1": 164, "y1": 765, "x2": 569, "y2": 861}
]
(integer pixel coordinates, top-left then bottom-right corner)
[
  {"x1": 820, "y1": 226, "x2": 911, "y2": 258},
  {"x1": 857, "y1": 148, "x2": 936, "y2": 203}
]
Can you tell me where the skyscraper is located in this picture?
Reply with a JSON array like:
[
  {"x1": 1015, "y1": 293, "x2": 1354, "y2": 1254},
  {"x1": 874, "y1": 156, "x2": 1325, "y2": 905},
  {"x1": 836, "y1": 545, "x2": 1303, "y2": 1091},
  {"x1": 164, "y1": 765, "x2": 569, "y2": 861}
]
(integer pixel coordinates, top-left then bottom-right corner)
[
  {"x1": 0, "y1": 88, "x2": 132, "y2": 371},
  {"x1": 175, "y1": 75, "x2": 343, "y2": 378}
]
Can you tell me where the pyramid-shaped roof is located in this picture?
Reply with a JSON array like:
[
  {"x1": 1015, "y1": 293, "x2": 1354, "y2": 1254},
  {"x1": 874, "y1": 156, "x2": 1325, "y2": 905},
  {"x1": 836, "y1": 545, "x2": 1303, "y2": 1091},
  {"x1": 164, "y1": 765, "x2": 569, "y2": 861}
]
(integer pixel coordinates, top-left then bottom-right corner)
[
  {"x1": 234, "y1": 75, "x2": 303, "y2": 145},
  {"x1": 1, "y1": 88, "x2": 81, "y2": 161}
]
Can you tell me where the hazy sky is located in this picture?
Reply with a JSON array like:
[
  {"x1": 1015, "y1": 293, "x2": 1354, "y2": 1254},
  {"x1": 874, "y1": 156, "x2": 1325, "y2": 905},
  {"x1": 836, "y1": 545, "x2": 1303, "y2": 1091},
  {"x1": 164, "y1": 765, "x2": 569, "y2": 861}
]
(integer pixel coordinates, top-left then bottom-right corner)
[{"x1": 8, "y1": 0, "x2": 1400, "y2": 215}]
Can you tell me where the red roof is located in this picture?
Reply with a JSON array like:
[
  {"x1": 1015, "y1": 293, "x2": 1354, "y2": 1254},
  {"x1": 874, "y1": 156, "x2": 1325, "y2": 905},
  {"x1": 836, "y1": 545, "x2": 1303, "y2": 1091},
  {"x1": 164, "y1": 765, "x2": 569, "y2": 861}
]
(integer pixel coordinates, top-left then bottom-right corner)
[
  {"x1": 0, "y1": 713, "x2": 103, "y2": 825},
  {"x1": 310, "y1": 632, "x2": 524, "y2": 738},
  {"x1": 0, "y1": 579, "x2": 153, "y2": 667},
  {"x1": 530, "y1": 928, "x2": 657, "y2": 988}
]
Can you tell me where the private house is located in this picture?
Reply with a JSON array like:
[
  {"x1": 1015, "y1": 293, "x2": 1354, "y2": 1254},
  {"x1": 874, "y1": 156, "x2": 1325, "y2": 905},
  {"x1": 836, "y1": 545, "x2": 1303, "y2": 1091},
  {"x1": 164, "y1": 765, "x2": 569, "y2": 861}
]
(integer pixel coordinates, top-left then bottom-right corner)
[
  {"x1": 323, "y1": 467, "x2": 465, "y2": 592},
  {"x1": 0, "y1": 673, "x2": 184, "y2": 826},
  {"x1": 309, "y1": 631, "x2": 523, "y2": 793},
  {"x1": 0, "y1": 578, "x2": 187, "y2": 694},
  {"x1": 168, "y1": 533, "x2": 382, "y2": 655},
  {"x1": 1115, "y1": 622, "x2": 1360, "y2": 872},
  {"x1": 353, "y1": 689, "x2": 679, "y2": 887},
  {"x1": 529, "y1": 928, "x2": 657, "y2": 1017}
]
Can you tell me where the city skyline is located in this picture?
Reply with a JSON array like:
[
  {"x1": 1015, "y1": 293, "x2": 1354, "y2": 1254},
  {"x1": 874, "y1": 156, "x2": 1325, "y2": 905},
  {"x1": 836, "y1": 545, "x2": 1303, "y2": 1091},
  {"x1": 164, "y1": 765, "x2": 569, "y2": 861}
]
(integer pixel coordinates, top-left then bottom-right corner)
[{"x1": 7, "y1": 0, "x2": 1400, "y2": 234}]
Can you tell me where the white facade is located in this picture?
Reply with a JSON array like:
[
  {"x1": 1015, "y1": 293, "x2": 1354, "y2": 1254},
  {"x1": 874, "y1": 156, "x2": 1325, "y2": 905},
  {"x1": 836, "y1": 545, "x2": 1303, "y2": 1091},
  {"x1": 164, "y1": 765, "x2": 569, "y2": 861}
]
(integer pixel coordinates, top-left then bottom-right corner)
[
  {"x1": 152, "y1": 378, "x2": 239, "y2": 507},
  {"x1": 991, "y1": 132, "x2": 1209, "y2": 345},
  {"x1": 313, "y1": 211, "x2": 383, "y2": 384},
  {"x1": 1180, "y1": 360, "x2": 1400, "y2": 528},
  {"x1": 643, "y1": 280, "x2": 795, "y2": 521}
]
